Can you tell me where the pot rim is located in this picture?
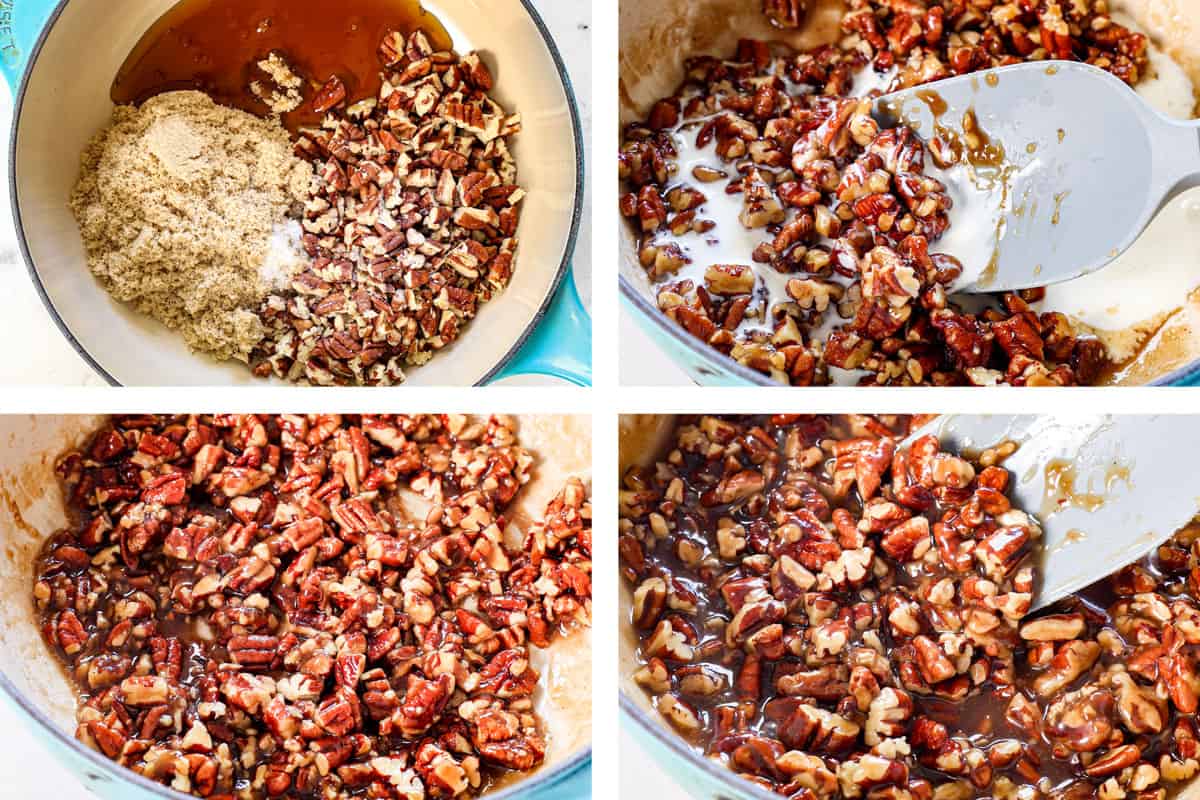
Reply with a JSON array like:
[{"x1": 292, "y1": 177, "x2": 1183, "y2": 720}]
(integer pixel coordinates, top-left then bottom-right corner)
[
  {"x1": 619, "y1": 689, "x2": 779, "y2": 800},
  {"x1": 0, "y1": 659, "x2": 592, "y2": 800},
  {"x1": 618, "y1": 273, "x2": 775, "y2": 386},
  {"x1": 9, "y1": 0, "x2": 586, "y2": 388}
]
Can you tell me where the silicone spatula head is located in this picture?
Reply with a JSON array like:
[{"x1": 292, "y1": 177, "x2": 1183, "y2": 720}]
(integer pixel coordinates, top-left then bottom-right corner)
[
  {"x1": 906, "y1": 415, "x2": 1200, "y2": 612},
  {"x1": 874, "y1": 62, "x2": 1200, "y2": 293}
]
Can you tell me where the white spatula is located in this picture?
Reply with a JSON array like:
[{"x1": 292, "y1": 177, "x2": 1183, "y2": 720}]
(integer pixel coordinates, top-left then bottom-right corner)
[
  {"x1": 874, "y1": 62, "x2": 1200, "y2": 293},
  {"x1": 906, "y1": 415, "x2": 1200, "y2": 611}
]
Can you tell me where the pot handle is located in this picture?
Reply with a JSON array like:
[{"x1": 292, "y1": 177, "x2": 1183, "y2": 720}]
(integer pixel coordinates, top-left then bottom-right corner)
[
  {"x1": 529, "y1": 760, "x2": 591, "y2": 800},
  {"x1": 1, "y1": 0, "x2": 56, "y2": 90},
  {"x1": 489, "y1": 267, "x2": 592, "y2": 386}
]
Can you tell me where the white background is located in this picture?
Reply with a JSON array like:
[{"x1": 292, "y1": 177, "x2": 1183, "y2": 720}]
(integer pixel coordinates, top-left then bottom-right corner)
[
  {"x1": 0, "y1": 2, "x2": 600, "y2": 797},
  {"x1": 620, "y1": 306, "x2": 691, "y2": 386}
]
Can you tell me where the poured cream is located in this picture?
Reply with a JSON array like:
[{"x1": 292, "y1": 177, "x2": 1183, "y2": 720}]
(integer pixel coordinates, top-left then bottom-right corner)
[
  {"x1": 668, "y1": 128, "x2": 810, "y2": 329},
  {"x1": 667, "y1": 122, "x2": 873, "y2": 384}
]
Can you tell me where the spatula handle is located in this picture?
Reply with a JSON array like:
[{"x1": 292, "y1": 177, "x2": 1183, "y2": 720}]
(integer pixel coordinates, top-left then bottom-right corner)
[{"x1": 1151, "y1": 115, "x2": 1200, "y2": 212}]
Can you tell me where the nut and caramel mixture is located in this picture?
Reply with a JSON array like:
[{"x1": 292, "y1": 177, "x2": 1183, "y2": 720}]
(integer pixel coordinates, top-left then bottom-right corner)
[
  {"x1": 620, "y1": 415, "x2": 1200, "y2": 799},
  {"x1": 34, "y1": 415, "x2": 590, "y2": 799},
  {"x1": 619, "y1": 0, "x2": 1150, "y2": 385},
  {"x1": 251, "y1": 32, "x2": 524, "y2": 386}
]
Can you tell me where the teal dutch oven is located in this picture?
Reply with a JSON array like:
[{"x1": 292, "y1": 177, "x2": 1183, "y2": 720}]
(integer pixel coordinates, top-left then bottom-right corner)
[
  {"x1": 0, "y1": 425, "x2": 588, "y2": 795},
  {"x1": 4, "y1": 0, "x2": 590, "y2": 386}
]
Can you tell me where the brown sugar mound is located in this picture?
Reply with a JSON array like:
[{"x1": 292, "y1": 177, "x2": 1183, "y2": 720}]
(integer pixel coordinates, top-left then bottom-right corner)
[{"x1": 70, "y1": 91, "x2": 313, "y2": 363}]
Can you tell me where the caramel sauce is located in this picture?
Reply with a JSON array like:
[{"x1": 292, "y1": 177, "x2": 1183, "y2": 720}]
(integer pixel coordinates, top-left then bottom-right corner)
[
  {"x1": 961, "y1": 108, "x2": 1006, "y2": 172},
  {"x1": 111, "y1": 0, "x2": 453, "y2": 131},
  {"x1": 915, "y1": 88, "x2": 947, "y2": 117},
  {"x1": 1048, "y1": 527, "x2": 1088, "y2": 556},
  {"x1": 1042, "y1": 458, "x2": 1105, "y2": 516},
  {"x1": 958, "y1": 108, "x2": 1012, "y2": 289},
  {"x1": 1051, "y1": 190, "x2": 1069, "y2": 225},
  {"x1": 1041, "y1": 458, "x2": 1133, "y2": 518},
  {"x1": 914, "y1": 90, "x2": 963, "y2": 167}
]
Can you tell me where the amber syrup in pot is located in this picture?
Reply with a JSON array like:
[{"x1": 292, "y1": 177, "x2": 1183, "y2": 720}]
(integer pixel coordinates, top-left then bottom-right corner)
[{"x1": 111, "y1": 0, "x2": 454, "y2": 131}]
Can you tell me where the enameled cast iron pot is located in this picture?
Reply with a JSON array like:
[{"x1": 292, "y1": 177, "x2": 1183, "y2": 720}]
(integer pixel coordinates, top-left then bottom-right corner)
[
  {"x1": 617, "y1": 0, "x2": 1200, "y2": 387},
  {"x1": 0, "y1": 415, "x2": 591, "y2": 800},
  {"x1": 4, "y1": 0, "x2": 590, "y2": 386}
]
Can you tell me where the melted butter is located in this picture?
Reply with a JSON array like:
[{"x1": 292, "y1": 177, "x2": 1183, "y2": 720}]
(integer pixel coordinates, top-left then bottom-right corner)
[
  {"x1": 111, "y1": 0, "x2": 453, "y2": 132},
  {"x1": 1095, "y1": 307, "x2": 1182, "y2": 383}
]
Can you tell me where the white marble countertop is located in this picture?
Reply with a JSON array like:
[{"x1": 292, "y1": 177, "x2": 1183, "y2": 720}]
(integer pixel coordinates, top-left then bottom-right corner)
[
  {"x1": 620, "y1": 305, "x2": 692, "y2": 385},
  {"x1": 0, "y1": 0, "x2": 591, "y2": 387},
  {"x1": 0, "y1": 1, "x2": 589, "y2": 796},
  {"x1": 620, "y1": 727, "x2": 690, "y2": 799}
]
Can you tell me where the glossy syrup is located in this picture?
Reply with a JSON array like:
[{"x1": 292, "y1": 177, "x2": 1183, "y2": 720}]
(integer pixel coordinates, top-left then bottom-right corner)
[{"x1": 111, "y1": 0, "x2": 454, "y2": 130}]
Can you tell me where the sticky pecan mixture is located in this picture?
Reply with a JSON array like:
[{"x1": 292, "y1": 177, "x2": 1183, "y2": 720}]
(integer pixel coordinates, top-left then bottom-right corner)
[
  {"x1": 33, "y1": 414, "x2": 591, "y2": 799},
  {"x1": 619, "y1": 415, "x2": 1200, "y2": 800},
  {"x1": 253, "y1": 31, "x2": 524, "y2": 385},
  {"x1": 618, "y1": 0, "x2": 1149, "y2": 385}
]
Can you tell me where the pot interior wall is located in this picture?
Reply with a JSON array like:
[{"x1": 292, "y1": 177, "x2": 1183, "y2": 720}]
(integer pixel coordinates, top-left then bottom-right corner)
[
  {"x1": 0, "y1": 415, "x2": 103, "y2": 732},
  {"x1": 0, "y1": 415, "x2": 590, "y2": 786},
  {"x1": 499, "y1": 415, "x2": 593, "y2": 769},
  {"x1": 14, "y1": 0, "x2": 578, "y2": 386},
  {"x1": 618, "y1": 414, "x2": 673, "y2": 719}
]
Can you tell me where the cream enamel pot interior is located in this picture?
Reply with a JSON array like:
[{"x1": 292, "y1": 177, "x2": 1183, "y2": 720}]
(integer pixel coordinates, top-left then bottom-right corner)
[
  {"x1": 0, "y1": 415, "x2": 591, "y2": 800},
  {"x1": 617, "y1": 414, "x2": 1200, "y2": 799},
  {"x1": 5, "y1": 0, "x2": 589, "y2": 386},
  {"x1": 617, "y1": 0, "x2": 1200, "y2": 387}
]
